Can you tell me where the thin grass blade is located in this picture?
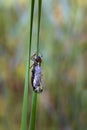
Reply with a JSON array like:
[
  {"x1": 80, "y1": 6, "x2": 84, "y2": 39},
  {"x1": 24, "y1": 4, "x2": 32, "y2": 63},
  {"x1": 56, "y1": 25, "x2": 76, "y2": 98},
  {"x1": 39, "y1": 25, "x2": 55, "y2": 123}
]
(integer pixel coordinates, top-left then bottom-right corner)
[
  {"x1": 20, "y1": 0, "x2": 35, "y2": 130},
  {"x1": 37, "y1": 0, "x2": 42, "y2": 55},
  {"x1": 29, "y1": 93, "x2": 37, "y2": 130},
  {"x1": 29, "y1": 0, "x2": 42, "y2": 130}
]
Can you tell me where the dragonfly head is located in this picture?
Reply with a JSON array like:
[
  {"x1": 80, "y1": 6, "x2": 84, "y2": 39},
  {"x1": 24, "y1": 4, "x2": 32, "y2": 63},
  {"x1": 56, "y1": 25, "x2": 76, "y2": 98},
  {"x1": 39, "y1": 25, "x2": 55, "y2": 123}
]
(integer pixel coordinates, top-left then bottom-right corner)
[{"x1": 36, "y1": 55, "x2": 42, "y2": 64}]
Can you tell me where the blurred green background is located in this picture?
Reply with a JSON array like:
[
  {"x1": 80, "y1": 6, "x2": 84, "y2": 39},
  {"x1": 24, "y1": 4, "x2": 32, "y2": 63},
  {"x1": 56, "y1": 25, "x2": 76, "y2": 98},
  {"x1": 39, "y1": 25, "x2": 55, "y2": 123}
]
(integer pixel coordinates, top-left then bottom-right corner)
[{"x1": 0, "y1": 0, "x2": 87, "y2": 130}]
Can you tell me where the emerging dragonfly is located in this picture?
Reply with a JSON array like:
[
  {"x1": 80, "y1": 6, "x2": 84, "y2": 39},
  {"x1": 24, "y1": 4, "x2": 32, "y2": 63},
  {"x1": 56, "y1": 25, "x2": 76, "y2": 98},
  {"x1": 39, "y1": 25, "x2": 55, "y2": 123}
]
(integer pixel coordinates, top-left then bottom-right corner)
[{"x1": 30, "y1": 54, "x2": 43, "y2": 93}]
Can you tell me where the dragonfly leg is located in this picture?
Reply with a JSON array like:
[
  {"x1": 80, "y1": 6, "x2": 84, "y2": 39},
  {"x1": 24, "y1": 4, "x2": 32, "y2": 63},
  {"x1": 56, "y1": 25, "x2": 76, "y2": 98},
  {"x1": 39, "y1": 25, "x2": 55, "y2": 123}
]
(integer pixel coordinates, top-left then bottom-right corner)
[
  {"x1": 29, "y1": 64, "x2": 34, "y2": 69},
  {"x1": 31, "y1": 53, "x2": 36, "y2": 61}
]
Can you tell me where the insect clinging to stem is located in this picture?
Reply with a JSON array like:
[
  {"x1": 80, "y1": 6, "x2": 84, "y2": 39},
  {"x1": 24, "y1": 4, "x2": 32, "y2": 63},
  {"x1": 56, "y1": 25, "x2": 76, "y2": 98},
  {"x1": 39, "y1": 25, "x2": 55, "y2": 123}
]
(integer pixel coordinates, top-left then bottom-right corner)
[{"x1": 30, "y1": 53, "x2": 43, "y2": 93}]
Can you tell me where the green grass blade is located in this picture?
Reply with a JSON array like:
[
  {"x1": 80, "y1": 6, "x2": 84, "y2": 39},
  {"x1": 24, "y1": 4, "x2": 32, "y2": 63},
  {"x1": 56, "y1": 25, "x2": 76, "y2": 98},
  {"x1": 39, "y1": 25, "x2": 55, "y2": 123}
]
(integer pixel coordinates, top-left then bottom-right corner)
[
  {"x1": 37, "y1": 0, "x2": 42, "y2": 55},
  {"x1": 29, "y1": 93, "x2": 37, "y2": 130},
  {"x1": 20, "y1": 0, "x2": 35, "y2": 130},
  {"x1": 29, "y1": 0, "x2": 42, "y2": 130}
]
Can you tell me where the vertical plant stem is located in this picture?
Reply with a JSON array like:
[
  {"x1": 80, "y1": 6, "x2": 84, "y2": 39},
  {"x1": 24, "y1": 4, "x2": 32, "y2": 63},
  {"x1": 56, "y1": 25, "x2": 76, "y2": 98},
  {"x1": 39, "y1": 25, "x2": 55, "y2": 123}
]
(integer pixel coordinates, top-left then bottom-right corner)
[
  {"x1": 29, "y1": 93, "x2": 37, "y2": 130},
  {"x1": 20, "y1": 0, "x2": 35, "y2": 130},
  {"x1": 29, "y1": 0, "x2": 42, "y2": 130},
  {"x1": 37, "y1": 0, "x2": 42, "y2": 55}
]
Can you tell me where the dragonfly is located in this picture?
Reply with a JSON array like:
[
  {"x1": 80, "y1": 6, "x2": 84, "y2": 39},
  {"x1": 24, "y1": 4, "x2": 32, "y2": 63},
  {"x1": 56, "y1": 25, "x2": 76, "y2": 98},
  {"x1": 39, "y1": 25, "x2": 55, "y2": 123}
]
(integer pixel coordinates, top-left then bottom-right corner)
[{"x1": 30, "y1": 54, "x2": 43, "y2": 93}]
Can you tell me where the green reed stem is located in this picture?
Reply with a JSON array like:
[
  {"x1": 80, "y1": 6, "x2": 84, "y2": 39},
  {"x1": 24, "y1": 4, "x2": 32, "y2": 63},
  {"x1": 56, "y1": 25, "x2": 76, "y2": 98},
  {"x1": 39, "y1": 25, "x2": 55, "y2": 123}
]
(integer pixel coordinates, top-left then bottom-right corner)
[
  {"x1": 20, "y1": 0, "x2": 35, "y2": 130},
  {"x1": 29, "y1": 93, "x2": 37, "y2": 130},
  {"x1": 29, "y1": 0, "x2": 42, "y2": 130},
  {"x1": 37, "y1": 0, "x2": 42, "y2": 55}
]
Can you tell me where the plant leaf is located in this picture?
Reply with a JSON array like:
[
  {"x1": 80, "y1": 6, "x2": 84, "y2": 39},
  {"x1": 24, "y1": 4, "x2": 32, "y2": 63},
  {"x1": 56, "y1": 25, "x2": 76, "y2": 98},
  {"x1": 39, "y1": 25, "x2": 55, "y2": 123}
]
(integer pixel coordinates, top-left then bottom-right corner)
[{"x1": 20, "y1": 0, "x2": 35, "y2": 130}]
